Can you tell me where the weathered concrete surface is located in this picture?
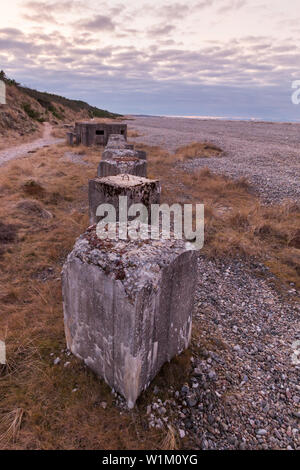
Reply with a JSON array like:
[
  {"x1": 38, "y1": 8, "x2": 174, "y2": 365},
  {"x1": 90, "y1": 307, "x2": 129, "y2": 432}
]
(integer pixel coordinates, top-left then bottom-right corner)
[
  {"x1": 136, "y1": 150, "x2": 147, "y2": 160},
  {"x1": 74, "y1": 122, "x2": 127, "y2": 146},
  {"x1": 102, "y1": 134, "x2": 146, "y2": 160},
  {"x1": 102, "y1": 148, "x2": 145, "y2": 161},
  {"x1": 106, "y1": 142, "x2": 134, "y2": 150},
  {"x1": 0, "y1": 80, "x2": 6, "y2": 105},
  {"x1": 89, "y1": 174, "x2": 160, "y2": 224},
  {"x1": 97, "y1": 158, "x2": 147, "y2": 178},
  {"x1": 62, "y1": 224, "x2": 197, "y2": 408},
  {"x1": 106, "y1": 134, "x2": 134, "y2": 150},
  {"x1": 66, "y1": 132, "x2": 76, "y2": 146}
]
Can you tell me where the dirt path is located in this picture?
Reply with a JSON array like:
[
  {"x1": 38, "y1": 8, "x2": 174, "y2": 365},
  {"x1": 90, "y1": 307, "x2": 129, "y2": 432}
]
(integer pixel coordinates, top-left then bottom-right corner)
[{"x1": 0, "y1": 123, "x2": 63, "y2": 166}]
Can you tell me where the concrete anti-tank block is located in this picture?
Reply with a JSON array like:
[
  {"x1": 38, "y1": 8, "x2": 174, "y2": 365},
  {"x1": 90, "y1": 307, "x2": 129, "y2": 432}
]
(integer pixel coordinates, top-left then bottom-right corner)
[
  {"x1": 106, "y1": 134, "x2": 133, "y2": 150},
  {"x1": 102, "y1": 148, "x2": 144, "y2": 161},
  {"x1": 136, "y1": 150, "x2": 147, "y2": 160},
  {"x1": 97, "y1": 158, "x2": 147, "y2": 178},
  {"x1": 89, "y1": 174, "x2": 160, "y2": 224},
  {"x1": 62, "y1": 224, "x2": 197, "y2": 408}
]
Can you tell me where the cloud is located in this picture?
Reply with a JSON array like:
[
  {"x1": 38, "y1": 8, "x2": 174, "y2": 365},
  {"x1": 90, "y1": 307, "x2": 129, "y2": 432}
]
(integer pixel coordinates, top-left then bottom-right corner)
[
  {"x1": 22, "y1": 0, "x2": 78, "y2": 23},
  {"x1": 22, "y1": 12, "x2": 59, "y2": 24},
  {"x1": 3, "y1": 0, "x2": 299, "y2": 120},
  {"x1": 77, "y1": 15, "x2": 116, "y2": 31},
  {"x1": 217, "y1": 0, "x2": 247, "y2": 14},
  {"x1": 154, "y1": 2, "x2": 193, "y2": 20},
  {"x1": 23, "y1": 0, "x2": 79, "y2": 14},
  {"x1": 1, "y1": 24, "x2": 296, "y2": 91},
  {"x1": 147, "y1": 24, "x2": 176, "y2": 36}
]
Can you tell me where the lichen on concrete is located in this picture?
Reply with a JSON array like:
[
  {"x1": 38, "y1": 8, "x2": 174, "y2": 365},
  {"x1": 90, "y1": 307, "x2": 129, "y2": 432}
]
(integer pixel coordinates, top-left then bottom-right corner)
[
  {"x1": 88, "y1": 174, "x2": 161, "y2": 224},
  {"x1": 97, "y1": 158, "x2": 147, "y2": 178},
  {"x1": 62, "y1": 223, "x2": 197, "y2": 407}
]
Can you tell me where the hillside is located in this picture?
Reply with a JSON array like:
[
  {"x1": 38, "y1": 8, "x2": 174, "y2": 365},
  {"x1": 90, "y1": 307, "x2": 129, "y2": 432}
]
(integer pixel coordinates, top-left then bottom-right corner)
[{"x1": 0, "y1": 72, "x2": 121, "y2": 150}]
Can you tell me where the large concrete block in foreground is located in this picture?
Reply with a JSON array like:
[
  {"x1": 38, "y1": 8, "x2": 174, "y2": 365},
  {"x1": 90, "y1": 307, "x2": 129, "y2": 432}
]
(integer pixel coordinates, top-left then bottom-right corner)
[
  {"x1": 97, "y1": 157, "x2": 147, "y2": 178},
  {"x1": 89, "y1": 174, "x2": 160, "y2": 224},
  {"x1": 62, "y1": 224, "x2": 197, "y2": 408}
]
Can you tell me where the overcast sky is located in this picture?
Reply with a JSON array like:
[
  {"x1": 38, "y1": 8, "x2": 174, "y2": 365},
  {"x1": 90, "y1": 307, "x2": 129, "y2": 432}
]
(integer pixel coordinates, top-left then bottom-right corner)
[{"x1": 1, "y1": 0, "x2": 300, "y2": 120}]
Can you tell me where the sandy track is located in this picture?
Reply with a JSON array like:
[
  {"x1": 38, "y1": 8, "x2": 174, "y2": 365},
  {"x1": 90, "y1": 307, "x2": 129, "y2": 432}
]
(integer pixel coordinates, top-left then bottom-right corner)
[
  {"x1": 126, "y1": 116, "x2": 300, "y2": 203},
  {"x1": 0, "y1": 123, "x2": 63, "y2": 166}
]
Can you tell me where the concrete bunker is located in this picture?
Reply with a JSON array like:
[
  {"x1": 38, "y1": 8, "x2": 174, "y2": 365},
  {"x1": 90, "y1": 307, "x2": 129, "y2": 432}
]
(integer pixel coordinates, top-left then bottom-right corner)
[{"x1": 74, "y1": 122, "x2": 127, "y2": 147}]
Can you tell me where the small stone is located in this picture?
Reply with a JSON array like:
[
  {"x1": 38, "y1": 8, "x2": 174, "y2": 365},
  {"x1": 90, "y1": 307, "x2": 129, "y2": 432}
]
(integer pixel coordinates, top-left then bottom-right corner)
[
  {"x1": 53, "y1": 357, "x2": 60, "y2": 365},
  {"x1": 101, "y1": 402, "x2": 107, "y2": 409},
  {"x1": 187, "y1": 396, "x2": 198, "y2": 407},
  {"x1": 256, "y1": 429, "x2": 267, "y2": 436},
  {"x1": 207, "y1": 415, "x2": 214, "y2": 425},
  {"x1": 228, "y1": 435, "x2": 237, "y2": 445},
  {"x1": 179, "y1": 429, "x2": 185, "y2": 439},
  {"x1": 64, "y1": 361, "x2": 70, "y2": 367},
  {"x1": 193, "y1": 367, "x2": 202, "y2": 376}
]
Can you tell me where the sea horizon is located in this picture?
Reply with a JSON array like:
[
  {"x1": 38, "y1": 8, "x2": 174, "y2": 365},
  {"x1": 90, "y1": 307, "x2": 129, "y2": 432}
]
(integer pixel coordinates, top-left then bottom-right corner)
[{"x1": 131, "y1": 114, "x2": 300, "y2": 124}]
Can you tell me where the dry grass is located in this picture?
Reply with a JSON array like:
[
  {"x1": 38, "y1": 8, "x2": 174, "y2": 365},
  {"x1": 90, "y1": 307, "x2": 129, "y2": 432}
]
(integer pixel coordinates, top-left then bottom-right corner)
[
  {"x1": 0, "y1": 139, "x2": 298, "y2": 450},
  {"x1": 0, "y1": 142, "x2": 187, "y2": 450},
  {"x1": 160, "y1": 425, "x2": 178, "y2": 450},
  {"x1": 50, "y1": 126, "x2": 68, "y2": 139},
  {"x1": 127, "y1": 129, "x2": 142, "y2": 138},
  {"x1": 0, "y1": 408, "x2": 24, "y2": 448},
  {"x1": 174, "y1": 141, "x2": 223, "y2": 161},
  {"x1": 139, "y1": 143, "x2": 300, "y2": 289}
]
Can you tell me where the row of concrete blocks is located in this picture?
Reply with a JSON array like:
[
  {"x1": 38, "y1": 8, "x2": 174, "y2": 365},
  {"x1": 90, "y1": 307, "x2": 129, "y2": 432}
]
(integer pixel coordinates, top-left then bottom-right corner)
[
  {"x1": 62, "y1": 133, "x2": 197, "y2": 408},
  {"x1": 98, "y1": 134, "x2": 147, "y2": 178}
]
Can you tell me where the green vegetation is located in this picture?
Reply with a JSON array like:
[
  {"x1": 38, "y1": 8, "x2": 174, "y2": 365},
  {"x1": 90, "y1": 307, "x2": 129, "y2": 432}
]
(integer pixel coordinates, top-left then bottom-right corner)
[
  {"x1": 0, "y1": 70, "x2": 122, "y2": 120},
  {"x1": 0, "y1": 70, "x2": 20, "y2": 87},
  {"x1": 20, "y1": 86, "x2": 121, "y2": 119},
  {"x1": 22, "y1": 103, "x2": 45, "y2": 123}
]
